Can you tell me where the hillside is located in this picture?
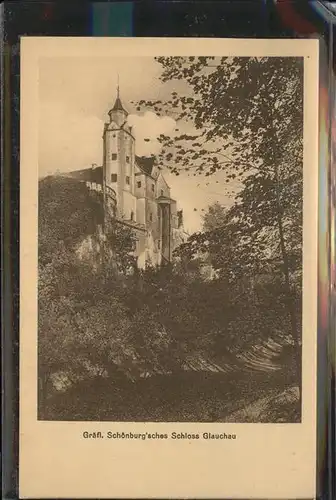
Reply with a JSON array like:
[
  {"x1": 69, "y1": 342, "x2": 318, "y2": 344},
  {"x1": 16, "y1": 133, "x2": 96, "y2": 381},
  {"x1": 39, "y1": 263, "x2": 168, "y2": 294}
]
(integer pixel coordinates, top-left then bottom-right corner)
[
  {"x1": 38, "y1": 174, "x2": 301, "y2": 423},
  {"x1": 39, "y1": 175, "x2": 104, "y2": 265}
]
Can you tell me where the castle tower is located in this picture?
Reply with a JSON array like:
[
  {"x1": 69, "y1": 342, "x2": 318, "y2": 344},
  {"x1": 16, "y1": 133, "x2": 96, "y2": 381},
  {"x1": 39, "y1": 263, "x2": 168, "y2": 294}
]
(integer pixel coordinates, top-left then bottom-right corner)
[{"x1": 103, "y1": 84, "x2": 136, "y2": 221}]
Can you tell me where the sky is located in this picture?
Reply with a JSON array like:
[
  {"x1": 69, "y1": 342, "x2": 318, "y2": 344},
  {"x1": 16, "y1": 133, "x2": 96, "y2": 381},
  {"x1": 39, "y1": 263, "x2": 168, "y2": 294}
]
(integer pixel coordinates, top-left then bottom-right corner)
[{"x1": 39, "y1": 56, "x2": 235, "y2": 233}]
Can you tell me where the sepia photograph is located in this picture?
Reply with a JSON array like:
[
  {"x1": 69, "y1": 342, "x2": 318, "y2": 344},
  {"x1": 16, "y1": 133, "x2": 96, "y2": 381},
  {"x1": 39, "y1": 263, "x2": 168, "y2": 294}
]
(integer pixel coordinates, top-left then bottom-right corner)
[
  {"x1": 37, "y1": 53, "x2": 304, "y2": 424},
  {"x1": 19, "y1": 37, "x2": 319, "y2": 500}
]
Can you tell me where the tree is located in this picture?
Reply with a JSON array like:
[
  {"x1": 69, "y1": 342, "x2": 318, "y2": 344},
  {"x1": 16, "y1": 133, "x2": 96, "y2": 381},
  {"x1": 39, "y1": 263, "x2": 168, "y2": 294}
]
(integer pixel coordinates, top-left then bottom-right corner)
[
  {"x1": 39, "y1": 176, "x2": 103, "y2": 265},
  {"x1": 173, "y1": 201, "x2": 300, "y2": 384},
  {"x1": 136, "y1": 56, "x2": 303, "y2": 390},
  {"x1": 202, "y1": 201, "x2": 230, "y2": 232},
  {"x1": 38, "y1": 174, "x2": 141, "y2": 412},
  {"x1": 104, "y1": 220, "x2": 137, "y2": 274}
]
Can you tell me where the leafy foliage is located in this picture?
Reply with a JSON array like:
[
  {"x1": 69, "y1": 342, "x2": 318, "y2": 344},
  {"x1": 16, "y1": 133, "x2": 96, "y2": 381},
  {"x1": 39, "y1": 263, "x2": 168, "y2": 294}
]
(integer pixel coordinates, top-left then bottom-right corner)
[
  {"x1": 39, "y1": 56, "x2": 303, "y2": 420},
  {"x1": 137, "y1": 56, "x2": 303, "y2": 376}
]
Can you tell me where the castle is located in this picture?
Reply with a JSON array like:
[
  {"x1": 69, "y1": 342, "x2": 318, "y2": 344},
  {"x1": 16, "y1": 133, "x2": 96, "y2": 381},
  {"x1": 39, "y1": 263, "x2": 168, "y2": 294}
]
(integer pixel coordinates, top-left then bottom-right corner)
[{"x1": 71, "y1": 89, "x2": 189, "y2": 269}]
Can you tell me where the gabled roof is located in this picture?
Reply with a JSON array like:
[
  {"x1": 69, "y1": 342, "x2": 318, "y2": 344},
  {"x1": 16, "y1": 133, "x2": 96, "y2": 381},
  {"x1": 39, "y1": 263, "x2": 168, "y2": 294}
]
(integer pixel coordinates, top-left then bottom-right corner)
[
  {"x1": 157, "y1": 170, "x2": 169, "y2": 188},
  {"x1": 135, "y1": 155, "x2": 155, "y2": 176}
]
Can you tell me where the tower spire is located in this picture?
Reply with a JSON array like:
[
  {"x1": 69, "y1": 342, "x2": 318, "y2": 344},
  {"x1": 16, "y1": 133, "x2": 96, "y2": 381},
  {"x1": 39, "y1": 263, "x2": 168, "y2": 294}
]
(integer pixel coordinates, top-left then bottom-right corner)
[{"x1": 110, "y1": 73, "x2": 127, "y2": 115}]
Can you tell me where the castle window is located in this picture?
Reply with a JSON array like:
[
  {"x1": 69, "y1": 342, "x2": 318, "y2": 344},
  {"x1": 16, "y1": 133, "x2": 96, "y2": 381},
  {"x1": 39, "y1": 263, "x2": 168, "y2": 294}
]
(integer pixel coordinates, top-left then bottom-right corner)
[
  {"x1": 160, "y1": 189, "x2": 163, "y2": 196},
  {"x1": 111, "y1": 173, "x2": 117, "y2": 183},
  {"x1": 149, "y1": 213, "x2": 153, "y2": 222},
  {"x1": 112, "y1": 153, "x2": 117, "y2": 160},
  {"x1": 126, "y1": 176, "x2": 130, "y2": 185},
  {"x1": 126, "y1": 155, "x2": 130, "y2": 163},
  {"x1": 130, "y1": 211, "x2": 134, "y2": 221},
  {"x1": 158, "y1": 240, "x2": 161, "y2": 250},
  {"x1": 152, "y1": 184, "x2": 155, "y2": 192},
  {"x1": 137, "y1": 181, "x2": 141, "y2": 188}
]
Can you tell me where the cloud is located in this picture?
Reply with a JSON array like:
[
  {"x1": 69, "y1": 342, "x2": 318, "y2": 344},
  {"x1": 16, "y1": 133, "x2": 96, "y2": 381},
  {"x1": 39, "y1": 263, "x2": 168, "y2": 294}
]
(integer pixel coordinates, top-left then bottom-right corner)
[
  {"x1": 37, "y1": 57, "x2": 236, "y2": 234},
  {"x1": 38, "y1": 104, "x2": 176, "y2": 177},
  {"x1": 127, "y1": 111, "x2": 176, "y2": 156}
]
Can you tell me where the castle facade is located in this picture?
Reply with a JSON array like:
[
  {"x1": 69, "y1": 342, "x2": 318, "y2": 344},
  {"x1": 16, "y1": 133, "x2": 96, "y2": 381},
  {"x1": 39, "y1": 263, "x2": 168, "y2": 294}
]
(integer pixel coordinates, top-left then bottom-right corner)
[{"x1": 79, "y1": 90, "x2": 188, "y2": 269}]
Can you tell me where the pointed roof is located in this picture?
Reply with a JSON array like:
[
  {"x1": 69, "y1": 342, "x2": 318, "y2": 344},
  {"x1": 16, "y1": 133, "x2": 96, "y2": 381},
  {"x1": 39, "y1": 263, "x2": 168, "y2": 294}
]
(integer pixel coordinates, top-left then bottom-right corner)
[{"x1": 110, "y1": 81, "x2": 128, "y2": 115}]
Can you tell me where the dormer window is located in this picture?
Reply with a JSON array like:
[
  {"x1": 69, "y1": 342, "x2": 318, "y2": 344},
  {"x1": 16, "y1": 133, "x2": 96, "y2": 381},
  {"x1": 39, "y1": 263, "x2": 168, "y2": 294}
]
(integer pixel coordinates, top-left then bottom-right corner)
[
  {"x1": 160, "y1": 189, "x2": 163, "y2": 196},
  {"x1": 112, "y1": 153, "x2": 117, "y2": 160}
]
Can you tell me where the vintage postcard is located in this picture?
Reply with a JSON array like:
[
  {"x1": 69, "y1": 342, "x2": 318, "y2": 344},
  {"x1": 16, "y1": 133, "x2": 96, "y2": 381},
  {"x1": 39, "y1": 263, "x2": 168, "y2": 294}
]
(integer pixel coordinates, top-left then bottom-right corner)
[{"x1": 20, "y1": 37, "x2": 319, "y2": 499}]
